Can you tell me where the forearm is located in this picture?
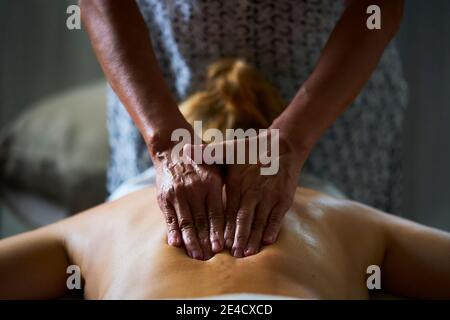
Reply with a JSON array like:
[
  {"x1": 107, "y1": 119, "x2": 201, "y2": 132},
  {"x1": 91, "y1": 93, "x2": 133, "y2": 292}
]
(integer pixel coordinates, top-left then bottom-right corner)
[
  {"x1": 271, "y1": 0, "x2": 404, "y2": 152},
  {"x1": 79, "y1": 0, "x2": 192, "y2": 157},
  {"x1": 0, "y1": 228, "x2": 70, "y2": 299}
]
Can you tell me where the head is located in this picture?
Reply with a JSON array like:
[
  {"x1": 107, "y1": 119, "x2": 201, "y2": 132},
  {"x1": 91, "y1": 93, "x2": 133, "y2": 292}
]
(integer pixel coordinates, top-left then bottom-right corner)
[{"x1": 180, "y1": 59, "x2": 285, "y2": 142}]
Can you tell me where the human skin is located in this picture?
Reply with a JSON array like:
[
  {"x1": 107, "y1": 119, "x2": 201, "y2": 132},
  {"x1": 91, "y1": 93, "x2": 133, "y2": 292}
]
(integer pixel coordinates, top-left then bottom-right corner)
[
  {"x1": 79, "y1": 0, "x2": 405, "y2": 259},
  {"x1": 228, "y1": 0, "x2": 405, "y2": 258},
  {"x1": 79, "y1": 0, "x2": 223, "y2": 260},
  {"x1": 0, "y1": 187, "x2": 449, "y2": 300}
]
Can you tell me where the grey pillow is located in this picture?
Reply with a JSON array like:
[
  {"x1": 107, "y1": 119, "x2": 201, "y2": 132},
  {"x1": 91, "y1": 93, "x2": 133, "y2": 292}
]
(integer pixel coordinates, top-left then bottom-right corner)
[{"x1": 0, "y1": 81, "x2": 109, "y2": 213}]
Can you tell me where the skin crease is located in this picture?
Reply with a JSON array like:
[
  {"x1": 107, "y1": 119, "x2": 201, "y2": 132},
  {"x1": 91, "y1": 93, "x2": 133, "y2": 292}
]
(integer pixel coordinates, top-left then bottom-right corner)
[
  {"x1": 0, "y1": 187, "x2": 449, "y2": 299},
  {"x1": 79, "y1": 0, "x2": 405, "y2": 259}
]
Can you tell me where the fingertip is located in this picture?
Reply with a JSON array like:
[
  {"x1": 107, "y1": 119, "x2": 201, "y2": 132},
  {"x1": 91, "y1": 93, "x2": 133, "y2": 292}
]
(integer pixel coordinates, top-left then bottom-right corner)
[
  {"x1": 168, "y1": 237, "x2": 176, "y2": 246},
  {"x1": 199, "y1": 238, "x2": 213, "y2": 260},
  {"x1": 168, "y1": 234, "x2": 182, "y2": 247},
  {"x1": 232, "y1": 247, "x2": 244, "y2": 258},
  {"x1": 191, "y1": 249, "x2": 204, "y2": 260},
  {"x1": 263, "y1": 233, "x2": 276, "y2": 245},
  {"x1": 244, "y1": 247, "x2": 256, "y2": 257},
  {"x1": 211, "y1": 240, "x2": 223, "y2": 253},
  {"x1": 203, "y1": 246, "x2": 213, "y2": 260},
  {"x1": 225, "y1": 238, "x2": 233, "y2": 249},
  {"x1": 210, "y1": 229, "x2": 224, "y2": 253},
  {"x1": 203, "y1": 253, "x2": 212, "y2": 260}
]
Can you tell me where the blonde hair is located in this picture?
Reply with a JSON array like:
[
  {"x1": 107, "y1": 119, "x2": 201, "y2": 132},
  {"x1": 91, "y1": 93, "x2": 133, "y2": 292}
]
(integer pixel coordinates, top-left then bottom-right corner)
[{"x1": 180, "y1": 59, "x2": 285, "y2": 141}]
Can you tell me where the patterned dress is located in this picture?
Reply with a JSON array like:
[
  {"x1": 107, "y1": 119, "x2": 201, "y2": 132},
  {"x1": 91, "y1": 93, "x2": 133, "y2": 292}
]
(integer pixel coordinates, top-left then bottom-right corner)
[{"x1": 107, "y1": 0, "x2": 408, "y2": 214}]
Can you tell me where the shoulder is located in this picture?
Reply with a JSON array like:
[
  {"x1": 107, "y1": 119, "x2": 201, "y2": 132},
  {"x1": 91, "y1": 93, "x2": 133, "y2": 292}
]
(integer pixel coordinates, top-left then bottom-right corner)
[{"x1": 293, "y1": 187, "x2": 388, "y2": 263}]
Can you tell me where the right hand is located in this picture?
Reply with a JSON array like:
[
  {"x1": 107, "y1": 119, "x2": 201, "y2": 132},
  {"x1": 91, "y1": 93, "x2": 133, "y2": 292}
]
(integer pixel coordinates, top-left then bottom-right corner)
[{"x1": 153, "y1": 145, "x2": 224, "y2": 260}]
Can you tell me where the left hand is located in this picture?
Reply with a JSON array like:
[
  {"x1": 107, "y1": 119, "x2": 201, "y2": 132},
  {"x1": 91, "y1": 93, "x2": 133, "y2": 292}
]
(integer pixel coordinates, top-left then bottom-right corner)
[{"x1": 189, "y1": 131, "x2": 308, "y2": 258}]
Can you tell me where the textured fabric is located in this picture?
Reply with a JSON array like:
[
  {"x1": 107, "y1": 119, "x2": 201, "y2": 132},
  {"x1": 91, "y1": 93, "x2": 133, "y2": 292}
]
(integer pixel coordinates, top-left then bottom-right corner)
[
  {"x1": 108, "y1": 168, "x2": 346, "y2": 202},
  {"x1": 107, "y1": 0, "x2": 407, "y2": 214}
]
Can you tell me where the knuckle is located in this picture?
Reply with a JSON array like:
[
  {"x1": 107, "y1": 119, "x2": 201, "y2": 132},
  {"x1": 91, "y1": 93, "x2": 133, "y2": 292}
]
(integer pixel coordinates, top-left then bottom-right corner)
[
  {"x1": 168, "y1": 226, "x2": 178, "y2": 234},
  {"x1": 184, "y1": 179, "x2": 196, "y2": 190},
  {"x1": 236, "y1": 211, "x2": 251, "y2": 224},
  {"x1": 168, "y1": 229, "x2": 179, "y2": 239},
  {"x1": 158, "y1": 200, "x2": 169, "y2": 211},
  {"x1": 157, "y1": 192, "x2": 171, "y2": 205},
  {"x1": 179, "y1": 218, "x2": 194, "y2": 231},
  {"x1": 208, "y1": 217, "x2": 222, "y2": 229},
  {"x1": 208, "y1": 210, "x2": 222, "y2": 221},
  {"x1": 165, "y1": 214, "x2": 177, "y2": 225},
  {"x1": 235, "y1": 217, "x2": 248, "y2": 226}
]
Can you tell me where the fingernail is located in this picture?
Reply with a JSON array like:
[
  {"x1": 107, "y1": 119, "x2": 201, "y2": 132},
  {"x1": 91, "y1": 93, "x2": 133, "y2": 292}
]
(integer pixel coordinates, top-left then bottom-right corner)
[
  {"x1": 212, "y1": 240, "x2": 222, "y2": 253},
  {"x1": 264, "y1": 234, "x2": 275, "y2": 244},
  {"x1": 233, "y1": 248, "x2": 243, "y2": 258},
  {"x1": 225, "y1": 239, "x2": 233, "y2": 249},
  {"x1": 244, "y1": 247, "x2": 255, "y2": 257},
  {"x1": 192, "y1": 250, "x2": 203, "y2": 260},
  {"x1": 168, "y1": 236, "x2": 179, "y2": 247}
]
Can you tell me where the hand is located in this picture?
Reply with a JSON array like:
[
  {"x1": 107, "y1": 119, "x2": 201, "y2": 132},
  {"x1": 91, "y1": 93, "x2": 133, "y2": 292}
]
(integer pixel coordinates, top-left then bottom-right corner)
[
  {"x1": 153, "y1": 145, "x2": 224, "y2": 260},
  {"x1": 215, "y1": 132, "x2": 306, "y2": 258}
]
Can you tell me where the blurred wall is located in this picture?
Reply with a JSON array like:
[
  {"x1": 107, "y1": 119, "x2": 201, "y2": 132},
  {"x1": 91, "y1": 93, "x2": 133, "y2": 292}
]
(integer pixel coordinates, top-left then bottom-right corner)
[
  {"x1": 397, "y1": 0, "x2": 450, "y2": 231},
  {"x1": 0, "y1": 0, "x2": 102, "y2": 128},
  {"x1": 0, "y1": 1, "x2": 449, "y2": 230}
]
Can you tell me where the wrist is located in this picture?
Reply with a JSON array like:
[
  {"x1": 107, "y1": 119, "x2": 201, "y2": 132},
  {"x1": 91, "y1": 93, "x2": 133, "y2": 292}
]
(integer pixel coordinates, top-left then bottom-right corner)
[
  {"x1": 145, "y1": 122, "x2": 194, "y2": 164},
  {"x1": 270, "y1": 83, "x2": 327, "y2": 159},
  {"x1": 269, "y1": 118, "x2": 316, "y2": 160}
]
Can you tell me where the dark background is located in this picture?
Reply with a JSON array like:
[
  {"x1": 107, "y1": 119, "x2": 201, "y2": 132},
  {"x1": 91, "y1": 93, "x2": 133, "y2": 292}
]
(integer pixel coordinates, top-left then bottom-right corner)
[{"x1": 0, "y1": 0, "x2": 449, "y2": 230}]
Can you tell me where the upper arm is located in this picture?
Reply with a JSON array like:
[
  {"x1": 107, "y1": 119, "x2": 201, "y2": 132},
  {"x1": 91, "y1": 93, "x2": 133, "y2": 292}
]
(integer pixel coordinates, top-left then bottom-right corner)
[
  {"x1": 380, "y1": 214, "x2": 450, "y2": 299},
  {"x1": 330, "y1": 199, "x2": 450, "y2": 298},
  {"x1": 345, "y1": 0, "x2": 404, "y2": 34},
  {"x1": 0, "y1": 227, "x2": 70, "y2": 299}
]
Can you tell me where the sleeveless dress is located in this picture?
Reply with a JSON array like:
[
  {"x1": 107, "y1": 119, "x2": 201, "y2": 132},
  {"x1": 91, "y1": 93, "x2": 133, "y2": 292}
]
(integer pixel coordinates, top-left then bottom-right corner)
[{"x1": 107, "y1": 0, "x2": 408, "y2": 214}]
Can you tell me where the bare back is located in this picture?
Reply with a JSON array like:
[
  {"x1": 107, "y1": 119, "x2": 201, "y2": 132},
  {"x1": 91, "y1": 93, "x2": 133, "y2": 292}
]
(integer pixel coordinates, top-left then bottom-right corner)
[{"x1": 59, "y1": 187, "x2": 387, "y2": 299}]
